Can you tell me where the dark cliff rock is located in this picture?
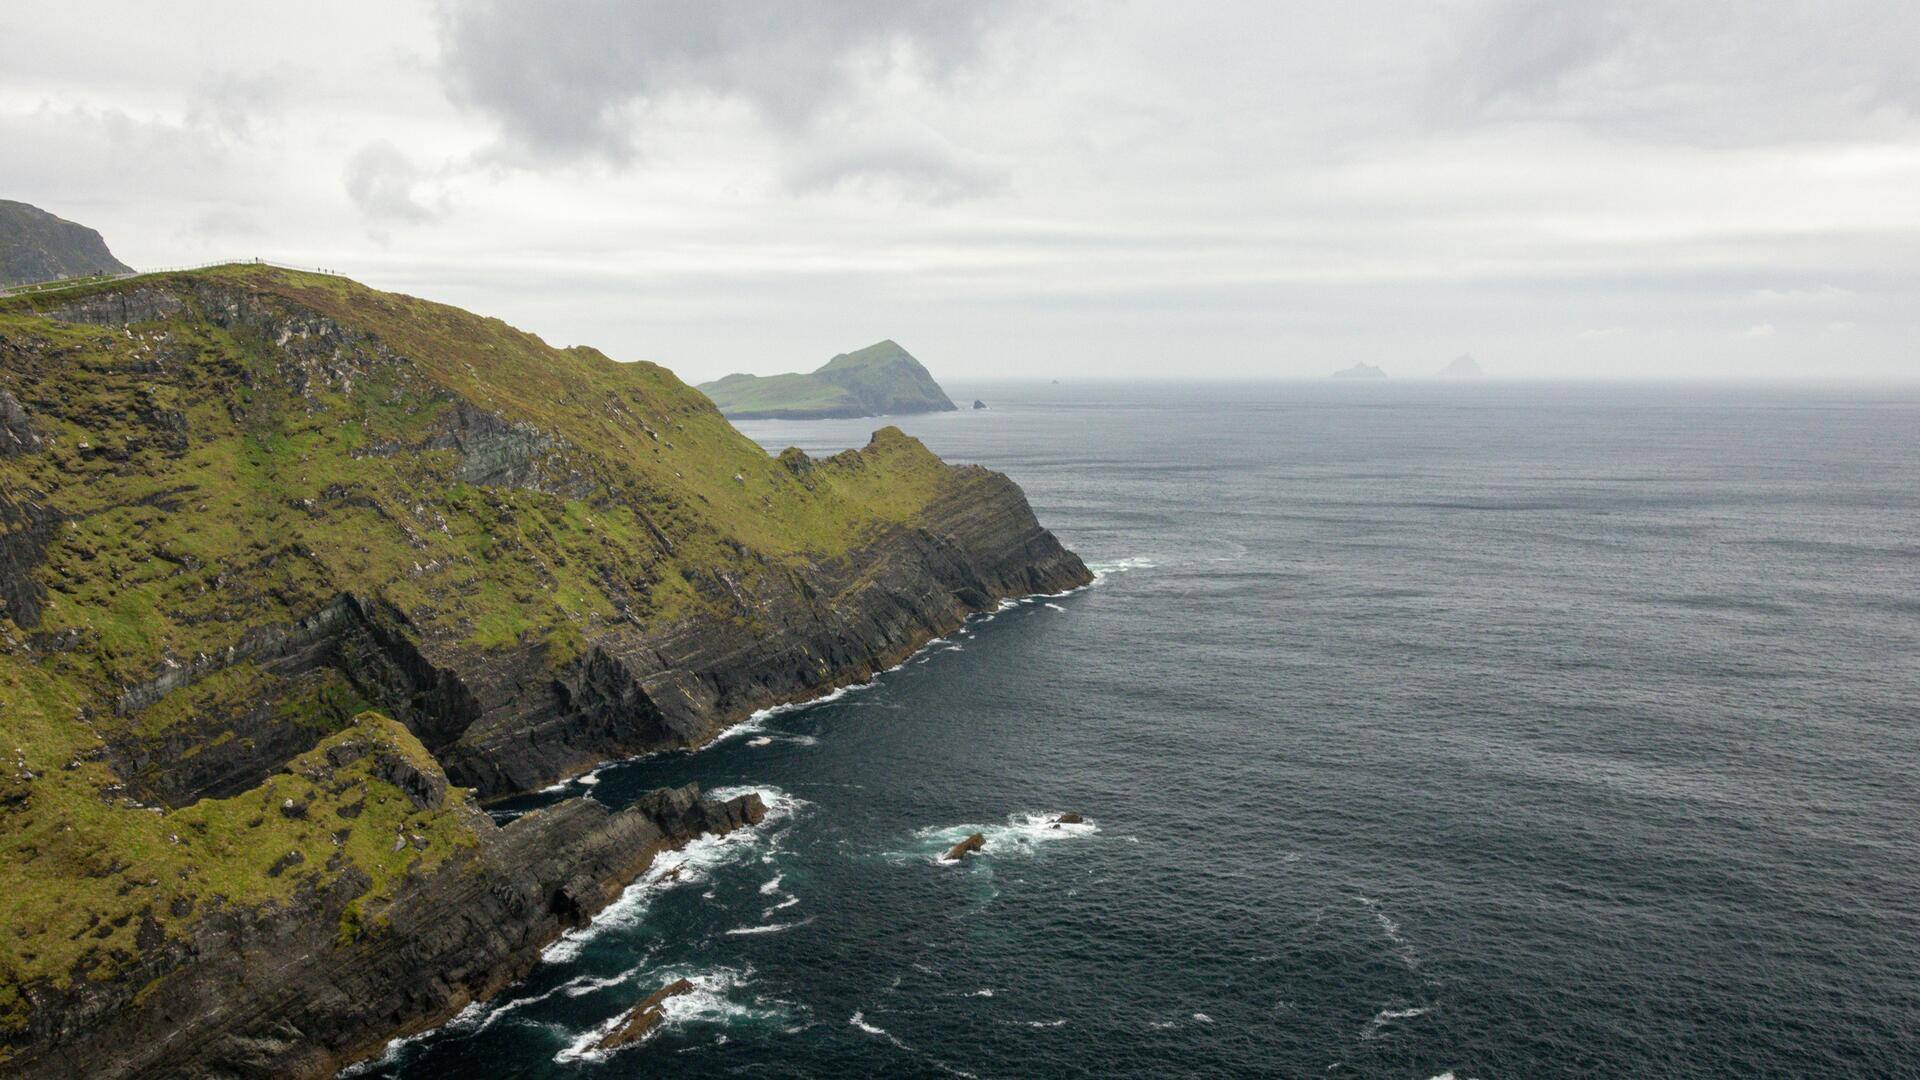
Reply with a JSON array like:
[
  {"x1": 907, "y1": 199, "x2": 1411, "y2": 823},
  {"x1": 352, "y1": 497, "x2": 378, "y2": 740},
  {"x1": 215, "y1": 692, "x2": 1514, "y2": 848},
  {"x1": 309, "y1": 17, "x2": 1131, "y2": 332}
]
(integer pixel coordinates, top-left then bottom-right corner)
[
  {"x1": 944, "y1": 833, "x2": 987, "y2": 860},
  {"x1": 436, "y1": 459, "x2": 1090, "y2": 796},
  {"x1": 10, "y1": 744, "x2": 765, "y2": 1079}
]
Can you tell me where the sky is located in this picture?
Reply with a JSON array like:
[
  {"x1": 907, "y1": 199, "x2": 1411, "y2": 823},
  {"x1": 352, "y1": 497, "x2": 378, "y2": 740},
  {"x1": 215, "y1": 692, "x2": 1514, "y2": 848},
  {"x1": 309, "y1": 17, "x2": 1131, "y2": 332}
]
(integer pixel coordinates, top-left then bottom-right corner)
[{"x1": 3, "y1": 1, "x2": 1917, "y2": 382}]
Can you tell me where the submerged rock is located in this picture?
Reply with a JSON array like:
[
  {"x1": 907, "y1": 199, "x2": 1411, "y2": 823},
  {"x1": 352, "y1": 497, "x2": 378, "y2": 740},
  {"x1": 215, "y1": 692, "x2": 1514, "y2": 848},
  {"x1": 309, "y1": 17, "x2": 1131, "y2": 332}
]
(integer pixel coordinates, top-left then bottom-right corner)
[
  {"x1": 944, "y1": 833, "x2": 987, "y2": 861},
  {"x1": 597, "y1": 978, "x2": 696, "y2": 1050}
]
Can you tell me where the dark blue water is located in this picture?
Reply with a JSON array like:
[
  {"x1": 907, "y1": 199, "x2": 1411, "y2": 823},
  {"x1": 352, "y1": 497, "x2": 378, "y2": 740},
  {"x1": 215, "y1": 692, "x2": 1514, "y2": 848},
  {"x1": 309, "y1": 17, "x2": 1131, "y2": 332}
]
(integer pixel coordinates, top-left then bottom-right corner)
[{"x1": 360, "y1": 381, "x2": 1920, "y2": 1078}]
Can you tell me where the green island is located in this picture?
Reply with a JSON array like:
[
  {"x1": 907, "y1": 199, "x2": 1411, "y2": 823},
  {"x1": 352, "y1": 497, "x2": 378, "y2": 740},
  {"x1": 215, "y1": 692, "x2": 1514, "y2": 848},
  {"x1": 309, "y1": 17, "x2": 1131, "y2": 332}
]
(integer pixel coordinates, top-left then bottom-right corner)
[{"x1": 696, "y1": 339, "x2": 959, "y2": 420}]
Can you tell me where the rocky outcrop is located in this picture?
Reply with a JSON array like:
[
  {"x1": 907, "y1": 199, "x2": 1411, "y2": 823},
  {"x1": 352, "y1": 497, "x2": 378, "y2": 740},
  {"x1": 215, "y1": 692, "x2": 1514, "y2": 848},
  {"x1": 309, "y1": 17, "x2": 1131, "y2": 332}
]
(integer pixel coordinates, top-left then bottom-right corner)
[
  {"x1": 0, "y1": 389, "x2": 39, "y2": 455},
  {"x1": 9, "y1": 776, "x2": 765, "y2": 1080},
  {"x1": 104, "y1": 594, "x2": 482, "y2": 807},
  {"x1": 944, "y1": 833, "x2": 987, "y2": 861},
  {"x1": 0, "y1": 489, "x2": 57, "y2": 630},
  {"x1": 435, "y1": 462, "x2": 1090, "y2": 797},
  {"x1": 596, "y1": 978, "x2": 696, "y2": 1050},
  {"x1": 44, "y1": 286, "x2": 184, "y2": 327}
]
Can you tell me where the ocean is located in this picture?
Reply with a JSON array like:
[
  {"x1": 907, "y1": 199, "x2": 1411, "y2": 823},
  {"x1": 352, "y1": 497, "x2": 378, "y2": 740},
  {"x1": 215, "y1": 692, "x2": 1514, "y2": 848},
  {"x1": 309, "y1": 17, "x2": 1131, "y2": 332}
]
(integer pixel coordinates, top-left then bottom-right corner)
[{"x1": 355, "y1": 380, "x2": 1920, "y2": 1078}]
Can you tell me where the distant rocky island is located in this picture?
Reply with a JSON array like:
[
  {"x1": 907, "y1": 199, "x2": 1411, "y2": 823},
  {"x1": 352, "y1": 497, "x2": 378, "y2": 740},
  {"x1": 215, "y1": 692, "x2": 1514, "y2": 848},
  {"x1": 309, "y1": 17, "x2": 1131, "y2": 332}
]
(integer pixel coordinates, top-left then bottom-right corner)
[
  {"x1": 0, "y1": 200, "x2": 131, "y2": 288},
  {"x1": 698, "y1": 339, "x2": 958, "y2": 419},
  {"x1": 1332, "y1": 362, "x2": 1388, "y2": 379},
  {"x1": 1438, "y1": 353, "x2": 1485, "y2": 377}
]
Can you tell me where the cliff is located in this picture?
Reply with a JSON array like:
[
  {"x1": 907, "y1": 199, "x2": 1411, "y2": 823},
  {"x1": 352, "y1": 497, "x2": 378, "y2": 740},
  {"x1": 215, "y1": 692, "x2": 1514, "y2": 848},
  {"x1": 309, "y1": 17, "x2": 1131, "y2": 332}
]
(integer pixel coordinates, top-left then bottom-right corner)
[
  {"x1": 697, "y1": 339, "x2": 958, "y2": 419},
  {"x1": 0, "y1": 200, "x2": 132, "y2": 289},
  {"x1": 0, "y1": 266, "x2": 1089, "y2": 1074}
]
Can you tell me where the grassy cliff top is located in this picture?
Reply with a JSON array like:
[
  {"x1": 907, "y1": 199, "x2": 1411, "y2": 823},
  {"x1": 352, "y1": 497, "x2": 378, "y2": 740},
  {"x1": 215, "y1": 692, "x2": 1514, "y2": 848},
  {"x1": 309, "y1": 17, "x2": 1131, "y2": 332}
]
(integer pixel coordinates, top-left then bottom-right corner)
[
  {"x1": 697, "y1": 338, "x2": 958, "y2": 419},
  {"x1": 0, "y1": 264, "x2": 971, "y2": 1032}
]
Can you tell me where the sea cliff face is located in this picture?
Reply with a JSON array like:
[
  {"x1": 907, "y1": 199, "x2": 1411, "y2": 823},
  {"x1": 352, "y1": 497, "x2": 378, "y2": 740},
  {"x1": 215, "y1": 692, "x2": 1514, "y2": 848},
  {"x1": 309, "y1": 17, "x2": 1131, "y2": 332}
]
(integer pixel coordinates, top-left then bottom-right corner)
[{"x1": 0, "y1": 267, "x2": 1089, "y2": 1075}]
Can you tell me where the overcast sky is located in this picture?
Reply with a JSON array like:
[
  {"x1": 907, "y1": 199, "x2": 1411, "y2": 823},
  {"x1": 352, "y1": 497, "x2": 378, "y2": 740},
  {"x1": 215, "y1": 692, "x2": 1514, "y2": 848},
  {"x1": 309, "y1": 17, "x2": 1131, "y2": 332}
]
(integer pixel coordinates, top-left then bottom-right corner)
[{"x1": 4, "y1": 1, "x2": 1917, "y2": 380}]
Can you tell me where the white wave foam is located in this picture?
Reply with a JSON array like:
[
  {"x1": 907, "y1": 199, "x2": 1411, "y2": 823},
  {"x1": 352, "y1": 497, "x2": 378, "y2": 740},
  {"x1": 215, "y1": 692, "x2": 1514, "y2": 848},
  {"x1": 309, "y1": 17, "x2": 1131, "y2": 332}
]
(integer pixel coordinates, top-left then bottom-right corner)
[
  {"x1": 758, "y1": 873, "x2": 784, "y2": 895},
  {"x1": 850, "y1": 1011, "x2": 889, "y2": 1036},
  {"x1": 763, "y1": 894, "x2": 801, "y2": 917},
  {"x1": 724, "y1": 917, "x2": 813, "y2": 936},
  {"x1": 1192, "y1": 1012, "x2": 1214, "y2": 1024},
  {"x1": 554, "y1": 967, "x2": 771, "y2": 1063},
  {"x1": 541, "y1": 787, "x2": 803, "y2": 964},
  {"x1": 709, "y1": 678, "x2": 880, "y2": 745},
  {"x1": 901, "y1": 812, "x2": 1099, "y2": 865},
  {"x1": 1364, "y1": 1004, "x2": 1432, "y2": 1039},
  {"x1": 1086, "y1": 556, "x2": 1156, "y2": 582},
  {"x1": 1024, "y1": 1018, "x2": 1068, "y2": 1028},
  {"x1": 969, "y1": 988, "x2": 995, "y2": 998},
  {"x1": 1043, "y1": 602, "x2": 1065, "y2": 611}
]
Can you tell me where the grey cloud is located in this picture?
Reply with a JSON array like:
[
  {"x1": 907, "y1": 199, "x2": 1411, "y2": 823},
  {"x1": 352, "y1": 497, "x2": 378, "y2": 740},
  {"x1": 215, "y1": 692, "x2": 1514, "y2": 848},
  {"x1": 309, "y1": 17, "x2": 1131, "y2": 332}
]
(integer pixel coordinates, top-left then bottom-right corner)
[
  {"x1": 185, "y1": 70, "x2": 291, "y2": 141},
  {"x1": 785, "y1": 139, "x2": 1007, "y2": 204},
  {"x1": 434, "y1": 0, "x2": 1013, "y2": 165},
  {"x1": 1454, "y1": 0, "x2": 1629, "y2": 105},
  {"x1": 1433, "y1": 1, "x2": 1920, "y2": 143},
  {"x1": 343, "y1": 140, "x2": 438, "y2": 225}
]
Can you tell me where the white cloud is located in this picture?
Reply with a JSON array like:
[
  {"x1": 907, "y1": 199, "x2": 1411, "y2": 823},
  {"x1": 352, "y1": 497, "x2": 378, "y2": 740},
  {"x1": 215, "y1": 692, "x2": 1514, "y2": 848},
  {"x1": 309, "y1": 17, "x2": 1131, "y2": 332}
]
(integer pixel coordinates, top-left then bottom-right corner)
[{"x1": 343, "y1": 140, "x2": 439, "y2": 227}]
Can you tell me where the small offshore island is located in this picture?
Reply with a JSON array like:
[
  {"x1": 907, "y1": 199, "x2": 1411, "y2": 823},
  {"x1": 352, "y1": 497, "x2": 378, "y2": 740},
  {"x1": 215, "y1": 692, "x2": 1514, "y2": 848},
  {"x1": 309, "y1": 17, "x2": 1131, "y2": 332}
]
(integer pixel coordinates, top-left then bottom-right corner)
[
  {"x1": 697, "y1": 339, "x2": 958, "y2": 420},
  {"x1": 1331, "y1": 361, "x2": 1388, "y2": 379},
  {"x1": 0, "y1": 208, "x2": 1088, "y2": 1076}
]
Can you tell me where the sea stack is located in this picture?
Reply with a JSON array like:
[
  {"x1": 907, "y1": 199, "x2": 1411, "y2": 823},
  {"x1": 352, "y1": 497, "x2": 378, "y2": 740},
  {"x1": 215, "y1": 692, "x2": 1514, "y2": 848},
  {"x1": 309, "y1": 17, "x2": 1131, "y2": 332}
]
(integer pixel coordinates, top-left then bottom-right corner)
[
  {"x1": 945, "y1": 833, "x2": 988, "y2": 860},
  {"x1": 596, "y1": 979, "x2": 697, "y2": 1050},
  {"x1": 1438, "y1": 353, "x2": 1485, "y2": 377}
]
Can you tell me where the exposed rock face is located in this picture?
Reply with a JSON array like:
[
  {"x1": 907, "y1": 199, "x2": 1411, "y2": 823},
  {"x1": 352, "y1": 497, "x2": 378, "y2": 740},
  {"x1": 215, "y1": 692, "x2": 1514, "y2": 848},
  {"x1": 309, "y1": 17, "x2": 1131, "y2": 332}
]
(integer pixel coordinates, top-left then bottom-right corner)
[
  {"x1": 436, "y1": 461, "x2": 1090, "y2": 796},
  {"x1": 973, "y1": 399, "x2": 987, "y2": 409},
  {"x1": 12, "y1": 771, "x2": 764, "y2": 1079},
  {"x1": 944, "y1": 832, "x2": 987, "y2": 860},
  {"x1": 0, "y1": 200, "x2": 132, "y2": 289},
  {"x1": 596, "y1": 978, "x2": 696, "y2": 1050},
  {"x1": 0, "y1": 389, "x2": 40, "y2": 455}
]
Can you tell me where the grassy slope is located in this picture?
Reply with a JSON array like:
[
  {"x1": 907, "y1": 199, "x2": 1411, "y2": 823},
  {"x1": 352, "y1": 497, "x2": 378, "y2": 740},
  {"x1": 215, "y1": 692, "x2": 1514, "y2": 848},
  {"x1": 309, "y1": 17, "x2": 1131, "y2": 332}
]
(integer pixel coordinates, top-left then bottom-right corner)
[{"x1": 0, "y1": 266, "x2": 957, "y2": 1038}]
